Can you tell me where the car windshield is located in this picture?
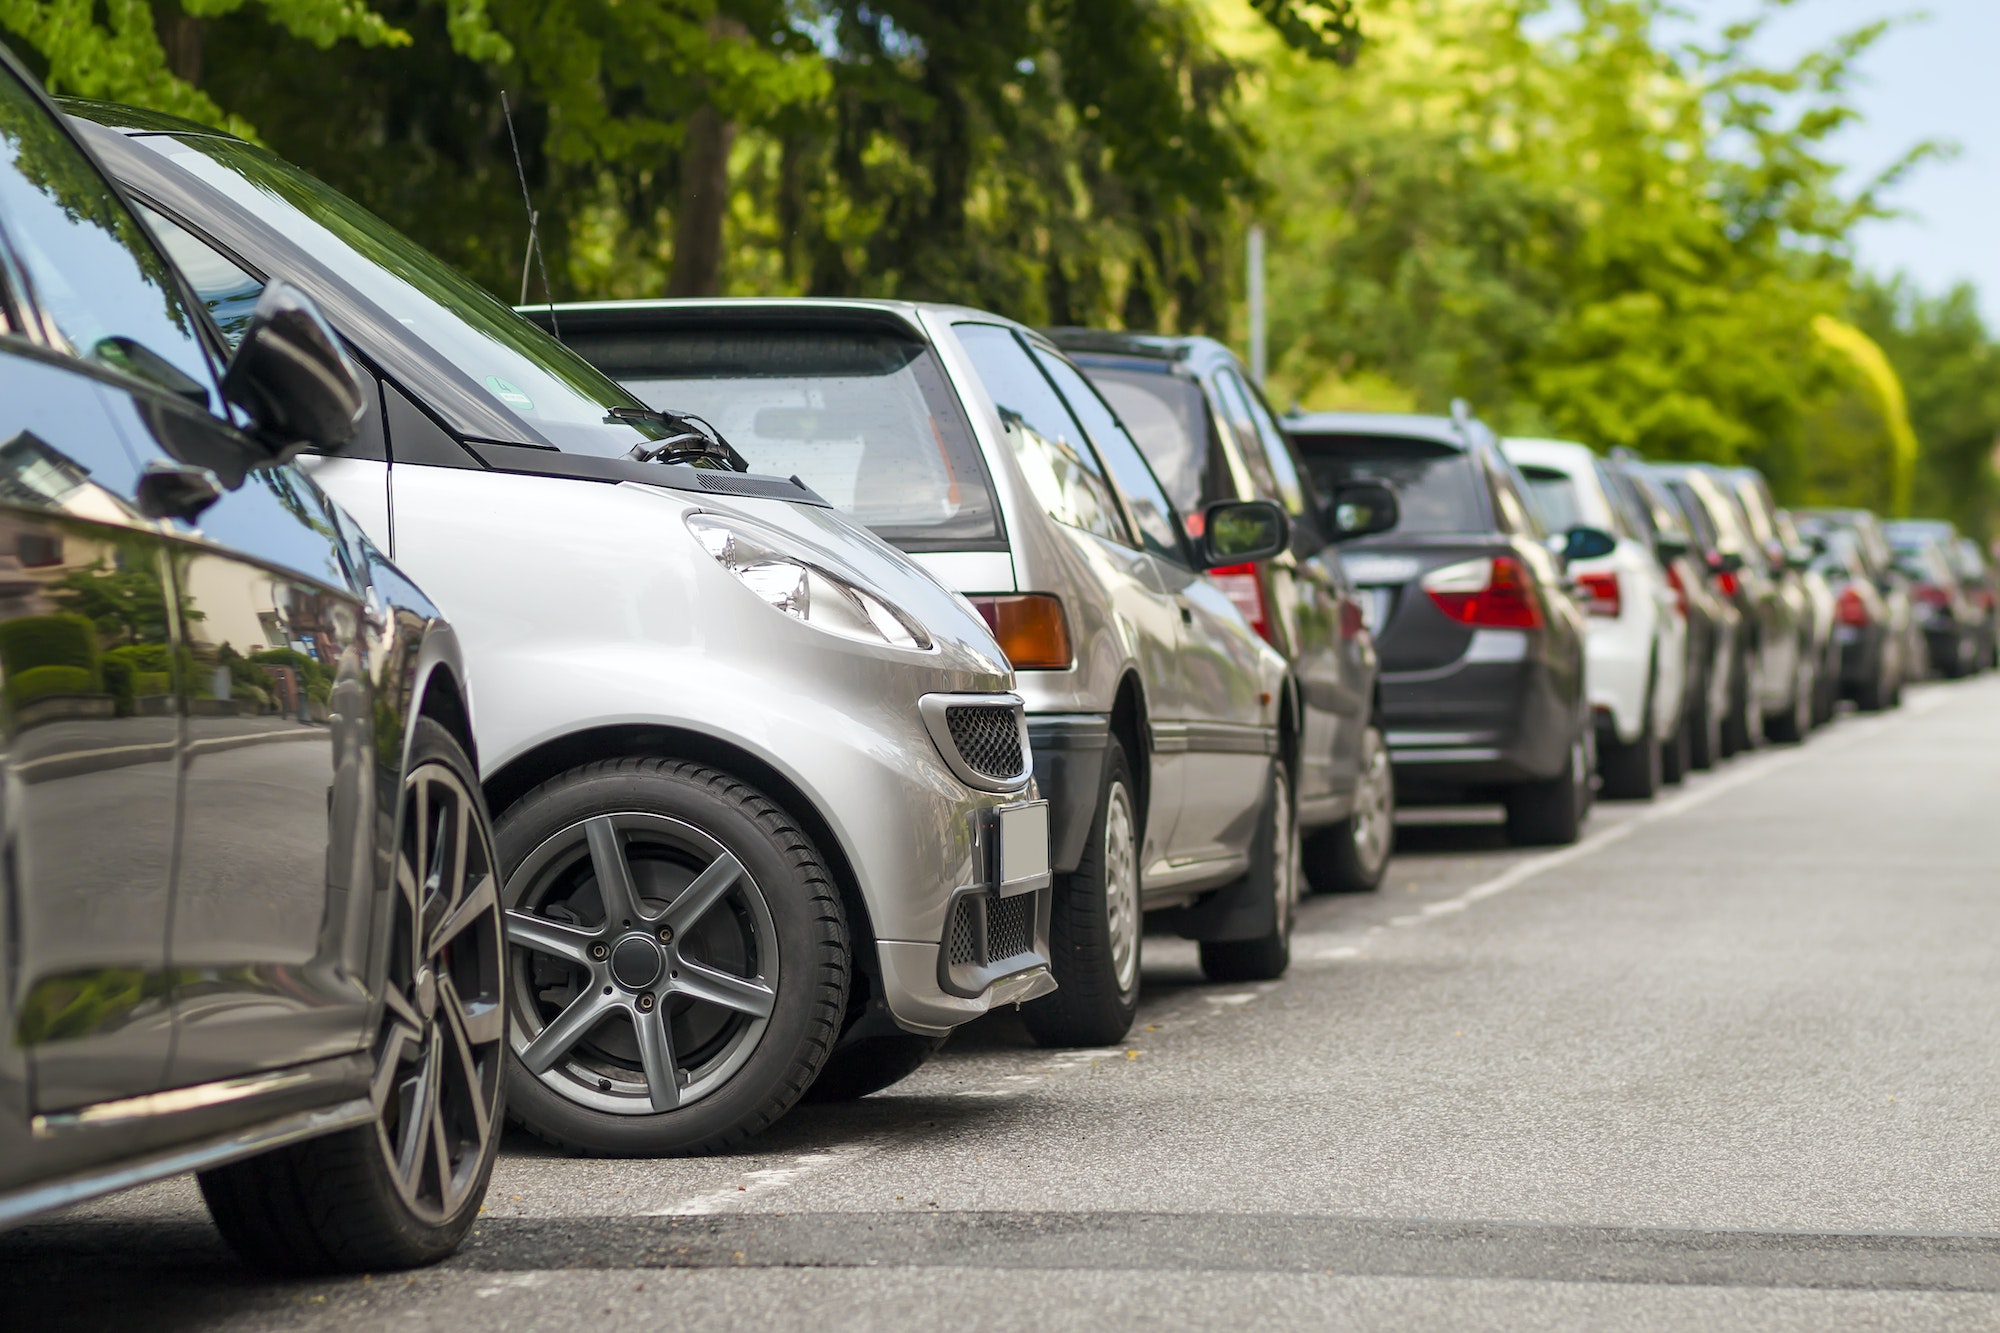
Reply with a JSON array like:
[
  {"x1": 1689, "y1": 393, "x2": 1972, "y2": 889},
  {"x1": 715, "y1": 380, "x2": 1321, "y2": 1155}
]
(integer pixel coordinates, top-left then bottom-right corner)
[
  {"x1": 567, "y1": 325, "x2": 1001, "y2": 546},
  {"x1": 144, "y1": 132, "x2": 658, "y2": 457},
  {"x1": 1290, "y1": 435, "x2": 1485, "y2": 534}
]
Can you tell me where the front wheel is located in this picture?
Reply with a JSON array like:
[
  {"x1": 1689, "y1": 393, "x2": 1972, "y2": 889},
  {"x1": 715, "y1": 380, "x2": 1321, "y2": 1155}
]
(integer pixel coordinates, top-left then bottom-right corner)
[
  {"x1": 1305, "y1": 721, "x2": 1393, "y2": 893},
  {"x1": 1023, "y1": 747, "x2": 1143, "y2": 1048},
  {"x1": 200, "y1": 720, "x2": 505, "y2": 1274},
  {"x1": 1199, "y1": 762, "x2": 1301, "y2": 983},
  {"x1": 498, "y1": 759, "x2": 848, "y2": 1156}
]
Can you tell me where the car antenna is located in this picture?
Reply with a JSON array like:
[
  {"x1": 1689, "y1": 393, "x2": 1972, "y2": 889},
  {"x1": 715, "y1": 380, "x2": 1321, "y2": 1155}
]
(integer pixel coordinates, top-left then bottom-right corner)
[{"x1": 501, "y1": 90, "x2": 558, "y2": 341}]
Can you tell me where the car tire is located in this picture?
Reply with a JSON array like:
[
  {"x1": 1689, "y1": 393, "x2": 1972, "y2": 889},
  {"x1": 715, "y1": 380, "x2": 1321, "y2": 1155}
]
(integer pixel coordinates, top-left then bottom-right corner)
[
  {"x1": 1687, "y1": 676, "x2": 1721, "y2": 771},
  {"x1": 1598, "y1": 677, "x2": 1661, "y2": 801},
  {"x1": 199, "y1": 719, "x2": 505, "y2": 1274},
  {"x1": 1766, "y1": 654, "x2": 1813, "y2": 744},
  {"x1": 498, "y1": 758, "x2": 847, "y2": 1156},
  {"x1": 1199, "y1": 761, "x2": 1300, "y2": 983},
  {"x1": 1305, "y1": 721, "x2": 1393, "y2": 893},
  {"x1": 1023, "y1": 747, "x2": 1143, "y2": 1048},
  {"x1": 1505, "y1": 732, "x2": 1588, "y2": 847},
  {"x1": 801, "y1": 1033, "x2": 947, "y2": 1102},
  {"x1": 1856, "y1": 648, "x2": 1893, "y2": 712},
  {"x1": 1660, "y1": 703, "x2": 1691, "y2": 785},
  {"x1": 1721, "y1": 652, "x2": 1759, "y2": 756}
]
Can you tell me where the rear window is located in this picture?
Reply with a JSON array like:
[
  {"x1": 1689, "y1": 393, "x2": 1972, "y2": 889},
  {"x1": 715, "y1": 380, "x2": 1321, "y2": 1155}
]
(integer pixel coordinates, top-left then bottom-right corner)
[
  {"x1": 1083, "y1": 367, "x2": 1224, "y2": 515},
  {"x1": 574, "y1": 326, "x2": 999, "y2": 547},
  {"x1": 1517, "y1": 465, "x2": 1586, "y2": 533},
  {"x1": 1290, "y1": 434, "x2": 1486, "y2": 535}
]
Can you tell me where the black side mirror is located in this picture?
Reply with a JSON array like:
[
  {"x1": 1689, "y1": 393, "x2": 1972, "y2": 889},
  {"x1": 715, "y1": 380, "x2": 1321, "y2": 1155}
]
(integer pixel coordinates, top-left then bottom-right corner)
[
  {"x1": 1326, "y1": 481, "x2": 1400, "y2": 542},
  {"x1": 1709, "y1": 550, "x2": 1746, "y2": 575},
  {"x1": 1654, "y1": 532, "x2": 1690, "y2": 561},
  {"x1": 220, "y1": 280, "x2": 365, "y2": 460},
  {"x1": 1561, "y1": 525, "x2": 1617, "y2": 562},
  {"x1": 1196, "y1": 499, "x2": 1289, "y2": 569}
]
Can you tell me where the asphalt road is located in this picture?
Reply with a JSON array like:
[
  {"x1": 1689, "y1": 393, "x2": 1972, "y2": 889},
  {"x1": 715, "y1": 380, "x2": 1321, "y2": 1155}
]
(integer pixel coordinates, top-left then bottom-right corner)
[{"x1": 9, "y1": 677, "x2": 2000, "y2": 1331}]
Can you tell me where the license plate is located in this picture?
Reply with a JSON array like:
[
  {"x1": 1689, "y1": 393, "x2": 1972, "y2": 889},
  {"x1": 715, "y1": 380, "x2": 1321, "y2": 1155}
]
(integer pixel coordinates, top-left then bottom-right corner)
[
  {"x1": 993, "y1": 800, "x2": 1051, "y2": 894},
  {"x1": 1359, "y1": 587, "x2": 1393, "y2": 633}
]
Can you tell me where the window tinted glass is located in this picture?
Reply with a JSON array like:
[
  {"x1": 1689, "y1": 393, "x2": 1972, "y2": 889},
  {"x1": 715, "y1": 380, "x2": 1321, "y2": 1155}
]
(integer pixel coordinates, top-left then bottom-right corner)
[
  {"x1": 0, "y1": 73, "x2": 216, "y2": 402},
  {"x1": 1031, "y1": 346, "x2": 1181, "y2": 563},
  {"x1": 143, "y1": 132, "x2": 658, "y2": 457},
  {"x1": 1518, "y1": 464, "x2": 1586, "y2": 532},
  {"x1": 955, "y1": 324, "x2": 1127, "y2": 546},
  {"x1": 132, "y1": 201, "x2": 264, "y2": 349},
  {"x1": 1485, "y1": 448, "x2": 1545, "y2": 537},
  {"x1": 1219, "y1": 368, "x2": 1311, "y2": 518},
  {"x1": 1083, "y1": 366, "x2": 1223, "y2": 515},
  {"x1": 1292, "y1": 435, "x2": 1486, "y2": 535},
  {"x1": 571, "y1": 326, "x2": 999, "y2": 546}
]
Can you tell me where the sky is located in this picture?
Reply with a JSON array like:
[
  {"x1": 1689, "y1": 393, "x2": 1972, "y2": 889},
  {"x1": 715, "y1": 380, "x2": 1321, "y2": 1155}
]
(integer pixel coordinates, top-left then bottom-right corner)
[{"x1": 1675, "y1": 0, "x2": 1998, "y2": 324}]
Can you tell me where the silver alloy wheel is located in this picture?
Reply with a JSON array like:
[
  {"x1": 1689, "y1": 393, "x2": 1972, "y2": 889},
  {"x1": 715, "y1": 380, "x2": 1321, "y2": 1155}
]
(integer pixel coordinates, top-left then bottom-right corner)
[
  {"x1": 504, "y1": 813, "x2": 778, "y2": 1116},
  {"x1": 376, "y1": 759, "x2": 505, "y2": 1225},
  {"x1": 1103, "y1": 782, "x2": 1141, "y2": 995},
  {"x1": 1350, "y1": 727, "x2": 1394, "y2": 877}
]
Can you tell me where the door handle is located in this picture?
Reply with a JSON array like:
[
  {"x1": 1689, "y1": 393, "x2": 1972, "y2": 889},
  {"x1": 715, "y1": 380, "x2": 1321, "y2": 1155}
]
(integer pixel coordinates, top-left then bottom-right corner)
[
  {"x1": 135, "y1": 459, "x2": 224, "y2": 523},
  {"x1": 1176, "y1": 598, "x2": 1193, "y2": 625}
]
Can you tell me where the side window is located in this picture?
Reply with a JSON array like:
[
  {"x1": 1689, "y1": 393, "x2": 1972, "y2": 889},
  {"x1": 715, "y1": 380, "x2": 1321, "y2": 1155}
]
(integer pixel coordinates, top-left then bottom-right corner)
[
  {"x1": 1220, "y1": 368, "x2": 1312, "y2": 519},
  {"x1": 1592, "y1": 461, "x2": 1640, "y2": 539},
  {"x1": 1030, "y1": 346, "x2": 1183, "y2": 564},
  {"x1": 955, "y1": 324, "x2": 1128, "y2": 546},
  {"x1": 1208, "y1": 369, "x2": 1279, "y2": 499},
  {"x1": 132, "y1": 202, "x2": 265, "y2": 350},
  {"x1": 0, "y1": 71, "x2": 220, "y2": 406},
  {"x1": 1484, "y1": 449, "x2": 1544, "y2": 537}
]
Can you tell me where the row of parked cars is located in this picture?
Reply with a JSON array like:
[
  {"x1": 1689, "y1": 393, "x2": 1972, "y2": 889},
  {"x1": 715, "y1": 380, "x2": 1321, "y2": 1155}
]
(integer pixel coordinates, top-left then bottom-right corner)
[{"x1": 2, "y1": 49, "x2": 1990, "y2": 1273}]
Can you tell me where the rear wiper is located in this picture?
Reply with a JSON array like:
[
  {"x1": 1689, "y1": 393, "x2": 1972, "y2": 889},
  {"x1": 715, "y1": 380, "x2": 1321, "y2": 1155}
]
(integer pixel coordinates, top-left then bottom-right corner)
[{"x1": 610, "y1": 406, "x2": 748, "y2": 473}]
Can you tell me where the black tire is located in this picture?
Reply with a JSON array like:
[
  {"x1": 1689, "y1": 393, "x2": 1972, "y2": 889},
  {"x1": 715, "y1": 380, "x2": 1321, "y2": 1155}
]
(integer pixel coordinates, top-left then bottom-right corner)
[
  {"x1": 1856, "y1": 646, "x2": 1893, "y2": 712},
  {"x1": 1305, "y1": 721, "x2": 1393, "y2": 893},
  {"x1": 1687, "y1": 677, "x2": 1721, "y2": 771},
  {"x1": 1766, "y1": 653, "x2": 1813, "y2": 744},
  {"x1": 1721, "y1": 652, "x2": 1759, "y2": 756},
  {"x1": 1199, "y1": 762, "x2": 1300, "y2": 983},
  {"x1": 201, "y1": 719, "x2": 505, "y2": 1275},
  {"x1": 498, "y1": 759, "x2": 847, "y2": 1156},
  {"x1": 1660, "y1": 701, "x2": 1691, "y2": 785},
  {"x1": 1598, "y1": 678, "x2": 1661, "y2": 801},
  {"x1": 802, "y1": 1033, "x2": 947, "y2": 1102},
  {"x1": 1505, "y1": 733, "x2": 1588, "y2": 847},
  {"x1": 1023, "y1": 747, "x2": 1143, "y2": 1048}
]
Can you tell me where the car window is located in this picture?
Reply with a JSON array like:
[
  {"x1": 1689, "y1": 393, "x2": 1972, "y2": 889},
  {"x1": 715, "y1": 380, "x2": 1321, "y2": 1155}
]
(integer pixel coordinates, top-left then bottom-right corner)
[
  {"x1": 1483, "y1": 448, "x2": 1544, "y2": 537},
  {"x1": 955, "y1": 323, "x2": 1129, "y2": 547},
  {"x1": 1030, "y1": 346, "x2": 1182, "y2": 563},
  {"x1": 0, "y1": 70, "x2": 219, "y2": 405},
  {"x1": 1082, "y1": 366, "x2": 1229, "y2": 516},
  {"x1": 1517, "y1": 464, "x2": 1586, "y2": 533},
  {"x1": 1208, "y1": 369, "x2": 1281, "y2": 499},
  {"x1": 1292, "y1": 434, "x2": 1486, "y2": 535},
  {"x1": 1219, "y1": 368, "x2": 1312, "y2": 520},
  {"x1": 131, "y1": 200, "x2": 265, "y2": 349},
  {"x1": 570, "y1": 325, "x2": 1001, "y2": 548}
]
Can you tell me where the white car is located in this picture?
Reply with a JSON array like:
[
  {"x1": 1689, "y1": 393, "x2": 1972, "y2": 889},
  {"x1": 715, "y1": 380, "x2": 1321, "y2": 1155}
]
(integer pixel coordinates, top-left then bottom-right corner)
[{"x1": 1503, "y1": 439, "x2": 1687, "y2": 799}]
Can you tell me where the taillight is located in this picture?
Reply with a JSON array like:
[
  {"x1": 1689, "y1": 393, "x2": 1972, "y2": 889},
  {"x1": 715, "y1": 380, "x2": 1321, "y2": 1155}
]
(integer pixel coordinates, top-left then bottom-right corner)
[
  {"x1": 1913, "y1": 583, "x2": 1949, "y2": 608},
  {"x1": 1208, "y1": 562, "x2": 1274, "y2": 643},
  {"x1": 1663, "y1": 562, "x2": 1689, "y2": 618},
  {"x1": 1421, "y1": 556, "x2": 1544, "y2": 629},
  {"x1": 1706, "y1": 550, "x2": 1740, "y2": 599},
  {"x1": 1339, "y1": 597, "x2": 1365, "y2": 640},
  {"x1": 1836, "y1": 586, "x2": 1868, "y2": 627},
  {"x1": 1575, "y1": 570, "x2": 1622, "y2": 618},
  {"x1": 967, "y1": 593, "x2": 1073, "y2": 669}
]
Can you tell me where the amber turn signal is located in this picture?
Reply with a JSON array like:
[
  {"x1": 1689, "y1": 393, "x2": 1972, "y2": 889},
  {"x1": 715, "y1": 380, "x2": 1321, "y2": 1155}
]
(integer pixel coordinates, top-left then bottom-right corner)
[{"x1": 967, "y1": 594, "x2": 1073, "y2": 670}]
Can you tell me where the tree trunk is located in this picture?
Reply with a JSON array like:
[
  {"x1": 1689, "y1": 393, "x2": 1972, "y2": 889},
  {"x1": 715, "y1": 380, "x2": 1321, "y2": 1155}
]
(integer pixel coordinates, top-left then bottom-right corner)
[{"x1": 666, "y1": 103, "x2": 737, "y2": 298}]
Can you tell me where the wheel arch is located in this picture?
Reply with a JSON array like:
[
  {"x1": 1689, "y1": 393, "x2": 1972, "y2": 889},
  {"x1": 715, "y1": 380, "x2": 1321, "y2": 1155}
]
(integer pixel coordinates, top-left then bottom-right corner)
[{"x1": 1107, "y1": 671, "x2": 1151, "y2": 838}]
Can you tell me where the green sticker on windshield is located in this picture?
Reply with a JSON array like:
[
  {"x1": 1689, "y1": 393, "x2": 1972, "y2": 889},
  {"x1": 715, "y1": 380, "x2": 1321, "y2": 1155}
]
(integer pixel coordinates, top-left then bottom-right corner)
[{"x1": 485, "y1": 375, "x2": 533, "y2": 411}]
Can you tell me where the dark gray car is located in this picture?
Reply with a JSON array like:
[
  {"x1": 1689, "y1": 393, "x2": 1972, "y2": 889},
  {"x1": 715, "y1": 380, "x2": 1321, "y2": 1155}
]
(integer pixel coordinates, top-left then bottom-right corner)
[{"x1": 0, "y1": 52, "x2": 502, "y2": 1270}]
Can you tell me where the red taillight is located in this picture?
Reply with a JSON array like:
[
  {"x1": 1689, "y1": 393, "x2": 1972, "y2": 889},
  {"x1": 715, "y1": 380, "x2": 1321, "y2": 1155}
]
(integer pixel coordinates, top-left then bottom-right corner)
[
  {"x1": 1714, "y1": 569, "x2": 1741, "y2": 598},
  {"x1": 1575, "y1": 570, "x2": 1621, "y2": 618},
  {"x1": 1663, "y1": 562, "x2": 1689, "y2": 618},
  {"x1": 1422, "y1": 556, "x2": 1545, "y2": 630},
  {"x1": 1339, "y1": 597, "x2": 1365, "y2": 640},
  {"x1": 1836, "y1": 586, "x2": 1868, "y2": 627},
  {"x1": 1914, "y1": 583, "x2": 1949, "y2": 607},
  {"x1": 1208, "y1": 562, "x2": 1274, "y2": 643}
]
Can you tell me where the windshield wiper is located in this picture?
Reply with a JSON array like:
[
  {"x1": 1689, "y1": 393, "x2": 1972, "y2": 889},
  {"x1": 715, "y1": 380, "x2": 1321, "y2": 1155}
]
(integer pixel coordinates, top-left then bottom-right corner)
[{"x1": 610, "y1": 406, "x2": 748, "y2": 472}]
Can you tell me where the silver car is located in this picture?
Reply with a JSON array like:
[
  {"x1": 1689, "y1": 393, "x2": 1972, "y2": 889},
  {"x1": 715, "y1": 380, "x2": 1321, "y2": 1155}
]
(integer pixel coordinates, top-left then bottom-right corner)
[
  {"x1": 540, "y1": 299, "x2": 1296, "y2": 1048},
  {"x1": 79, "y1": 111, "x2": 1055, "y2": 1157}
]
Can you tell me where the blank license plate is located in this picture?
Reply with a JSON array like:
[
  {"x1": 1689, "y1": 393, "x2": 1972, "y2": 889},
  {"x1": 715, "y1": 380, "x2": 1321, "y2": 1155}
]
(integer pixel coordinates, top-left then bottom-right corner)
[{"x1": 995, "y1": 801, "x2": 1051, "y2": 893}]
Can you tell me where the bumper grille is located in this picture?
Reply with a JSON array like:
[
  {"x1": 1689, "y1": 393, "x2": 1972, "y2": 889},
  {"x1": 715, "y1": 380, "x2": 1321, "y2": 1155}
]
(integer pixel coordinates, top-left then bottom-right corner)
[
  {"x1": 986, "y1": 892, "x2": 1035, "y2": 962},
  {"x1": 948, "y1": 898, "x2": 980, "y2": 967},
  {"x1": 945, "y1": 705, "x2": 1024, "y2": 780}
]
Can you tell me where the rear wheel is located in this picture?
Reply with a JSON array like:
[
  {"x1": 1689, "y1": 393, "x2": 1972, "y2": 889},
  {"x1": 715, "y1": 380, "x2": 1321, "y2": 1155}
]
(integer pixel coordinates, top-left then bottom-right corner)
[
  {"x1": 1305, "y1": 721, "x2": 1393, "y2": 893},
  {"x1": 499, "y1": 759, "x2": 847, "y2": 1156},
  {"x1": 802, "y1": 1033, "x2": 946, "y2": 1102},
  {"x1": 1505, "y1": 732, "x2": 1588, "y2": 847},
  {"x1": 1660, "y1": 702, "x2": 1691, "y2": 785},
  {"x1": 1766, "y1": 653, "x2": 1814, "y2": 744},
  {"x1": 1687, "y1": 675, "x2": 1721, "y2": 771},
  {"x1": 200, "y1": 720, "x2": 504, "y2": 1274},
  {"x1": 1856, "y1": 642, "x2": 1894, "y2": 712},
  {"x1": 1023, "y1": 748, "x2": 1143, "y2": 1048},
  {"x1": 1598, "y1": 675, "x2": 1661, "y2": 801},
  {"x1": 1199, "y1": 762, "x2": 1300, "y2": 983}
]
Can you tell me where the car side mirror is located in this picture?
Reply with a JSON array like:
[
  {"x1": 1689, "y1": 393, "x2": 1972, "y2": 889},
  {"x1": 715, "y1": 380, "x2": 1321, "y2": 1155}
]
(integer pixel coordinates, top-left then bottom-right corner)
[
  {"x1": 1325, "y1": 481, "x2": 1399, "y2": 542},
  {"x1": 220, "y1": 280, "x2": 365, "y2": 460},
  {"x1": 1561, "y1": 525, "x2": 1617, "y2": 562},
  {"x1": 1654, "y1": 532, "x2": 1690, "y2": 561},
  {"x1": 1196, "y1": 499, "x2": 1289, "y2": 569},
  {"x1": 1710, "y1": 550, "x2": 1746, "y2": 575}
]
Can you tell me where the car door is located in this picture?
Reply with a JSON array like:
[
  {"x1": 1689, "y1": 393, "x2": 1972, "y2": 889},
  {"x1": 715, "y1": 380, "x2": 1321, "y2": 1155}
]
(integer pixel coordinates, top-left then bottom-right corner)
[
  {"x1": 0, "y1": 74, "x2": 201, "y2": 1116},
  {"x1": 1030, "y1": 343, "x2": 1271, "y2": 872},
  {"x1": 103, "y1": 193, "x2": 383, "y2": 1084}
]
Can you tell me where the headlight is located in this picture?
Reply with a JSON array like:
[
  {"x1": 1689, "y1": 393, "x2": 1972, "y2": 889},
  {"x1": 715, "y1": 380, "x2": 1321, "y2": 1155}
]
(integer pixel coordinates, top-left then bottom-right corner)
[{"x1": 686, "y1": 513, "x2": 932, "y2": 650}]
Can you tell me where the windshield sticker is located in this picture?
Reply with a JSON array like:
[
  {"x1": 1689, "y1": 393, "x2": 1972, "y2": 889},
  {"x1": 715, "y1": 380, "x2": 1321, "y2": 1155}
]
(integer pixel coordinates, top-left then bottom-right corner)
[{"x1": 485, "y1": 375, "x2": 534, "y2": 412}]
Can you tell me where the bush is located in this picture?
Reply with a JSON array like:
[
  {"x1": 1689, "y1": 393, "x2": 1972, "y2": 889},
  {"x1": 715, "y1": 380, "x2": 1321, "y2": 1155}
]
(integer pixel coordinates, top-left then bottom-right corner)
[
  {"x1": 0, "y1": 614, "x2": 101, "y2": 682},
  {"x1": 9, "y1": 664, "x2": 100, "y2": 707},
  {"x1": 104, "y1": 643, "x2": 174, "y2": 673},
  {"x1": 133, "y1": 671, "x2": 172, "y2": 698}
]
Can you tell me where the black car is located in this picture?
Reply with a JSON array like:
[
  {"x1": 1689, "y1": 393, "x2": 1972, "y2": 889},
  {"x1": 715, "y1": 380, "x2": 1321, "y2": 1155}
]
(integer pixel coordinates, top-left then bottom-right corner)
[
  {"x1": 0, "y1": 52, "x2": 502, "y2": 1270},
  {"x1": 1050, "y1": 330, "x2": 1399, "y2": 892},
  {"x1": 1282, "y1": 409, "x2": 1601, "y2": 847},
  {"x1": 1885, "y1": 524, "x2": 1983, "y2": 678},
  {"x1": 1887, "y1": 520, "x2": 1994, "y2": 676},
  {"x1": 1793, "y1": 509, "x2": 1910, "y2": 710}
]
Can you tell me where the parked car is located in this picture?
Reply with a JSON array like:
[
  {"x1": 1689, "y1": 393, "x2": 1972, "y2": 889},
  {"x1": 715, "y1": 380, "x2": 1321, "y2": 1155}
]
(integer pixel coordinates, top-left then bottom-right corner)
[
  {"x1": 1280, "y1": 409, "x2": 1599, "y2": 846},
  {"x1": 1949, "y1": 537, "x2": 1998, "y2": 670},
  {"x1": 1887, "y1": 520, "x2": 1995, "y2": 675},
  {"x1": 535, "y1": 298, "x2": 1296, "y2": 1046},
  {"x1": 1047, "y1": 330, "x2": 1399, "y2": 892},
  {"x1": 77, "y1": 107, "x2": 1058, "y2": 1153},
  {"x1": 2, "y1": 57, "x2": 503, "y2": 1271},
  {"x1": 1503, "y1": 439, "x2": 1686, "y2": 799},
  {"x1": 1885, "y1": 525, "x2": 1983, "y2": 678},
  {"x1": 1792, "y1": 509, "x2": 1910, "y2": 710},
  {"x1": 1712, "y1": 467, "x2": 1827, "y2": 741},
  {"x1": 1774, "y1": 505, "x2": 1842, "y2": 727},
  {"x1": 1603, "y1": 454, "x2": 1737, "y2": 770}
]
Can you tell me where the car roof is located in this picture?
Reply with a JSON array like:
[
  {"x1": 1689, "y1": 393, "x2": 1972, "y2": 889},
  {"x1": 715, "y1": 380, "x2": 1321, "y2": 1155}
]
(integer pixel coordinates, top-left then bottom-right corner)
[
  {"x1": 1044, "y1": 328, "x2": 1242, "y2": 374},
  {"x1": 1283, "y1": 412, "x2": 1479, "y2": 450},
  {"x1": 58, "y1": 97, "x2": 240, "y2": 140},
  {"x1": 539, "y1": 296, "x2": 1033, "y2": 340},
  {"x1": 1501, "y1": 437, "x2": 1599, "y2": 469}
]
